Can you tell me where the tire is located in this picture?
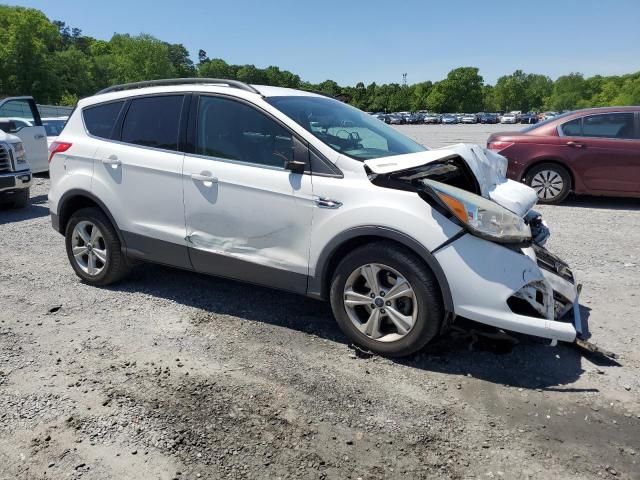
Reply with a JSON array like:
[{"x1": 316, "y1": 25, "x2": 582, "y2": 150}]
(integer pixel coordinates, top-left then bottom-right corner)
[
  {"x1": 525, "y1": 162, "x2": 571, "y2": 204},
  {"x1": 64, "y1": 207, "x2": 131, "y2": 286},
  {"x1": 329, "y1": 241, "x2": 444, "y2": 357},
  {"x1": 11, "y1": 188, "x2": 29, "y2": 209}
]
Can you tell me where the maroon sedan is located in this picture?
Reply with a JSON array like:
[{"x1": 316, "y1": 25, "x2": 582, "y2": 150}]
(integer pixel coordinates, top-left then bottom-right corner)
[{"x1": 487, "y1": 106, "x2": 640, "y2": 203}]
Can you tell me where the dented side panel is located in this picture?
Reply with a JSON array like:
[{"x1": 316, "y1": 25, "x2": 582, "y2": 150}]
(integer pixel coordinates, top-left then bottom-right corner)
[{"x1": 183, "y1": 155, "x2": 315, "y2": 278}]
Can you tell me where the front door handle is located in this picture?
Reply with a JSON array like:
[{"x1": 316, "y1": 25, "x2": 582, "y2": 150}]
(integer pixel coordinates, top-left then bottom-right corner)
[
  {"x1": 191, "y1": 173, "x2": 218, "y2": 184},
  {"x1": 34, "y1": 133, "x2": 45, "y2": 140},
  {"x1": 566, "y1": 141, "x2": 585, "y2": 148}
]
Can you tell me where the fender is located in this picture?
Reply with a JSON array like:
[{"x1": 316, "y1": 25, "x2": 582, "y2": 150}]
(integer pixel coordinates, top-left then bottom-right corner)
[
  {"x1": 54, "y1": 188, "x2": 127, "y2": 249},
  {"x1": 307, "y1": 225, "x2": 455, "y2": 313}
]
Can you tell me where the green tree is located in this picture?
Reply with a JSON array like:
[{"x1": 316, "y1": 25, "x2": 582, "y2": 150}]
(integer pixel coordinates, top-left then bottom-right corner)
[{"x1": 0, "y1": 5, "x2": 60, "y2": 102}]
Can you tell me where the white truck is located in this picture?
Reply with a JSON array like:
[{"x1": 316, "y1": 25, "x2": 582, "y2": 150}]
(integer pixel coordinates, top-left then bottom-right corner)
[
  {"x1": 0, "y1": 96, "x2": 49, "y2": 173},
  {"x1": 0, "y1": 128, "x2": 32, "y2": 208}
]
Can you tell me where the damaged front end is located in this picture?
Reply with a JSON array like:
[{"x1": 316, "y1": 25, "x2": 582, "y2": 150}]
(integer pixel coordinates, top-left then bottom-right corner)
[{"x1": 364, "y1": 144, "x2": 587, "y2": 344}]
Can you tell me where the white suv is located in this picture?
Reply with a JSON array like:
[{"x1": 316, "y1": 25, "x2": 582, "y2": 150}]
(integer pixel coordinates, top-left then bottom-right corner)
[{"x1": 48, "y1": 79, "x2": 585, "y2": 356}]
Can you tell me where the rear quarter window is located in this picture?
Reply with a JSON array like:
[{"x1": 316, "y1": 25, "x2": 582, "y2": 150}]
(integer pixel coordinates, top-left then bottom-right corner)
[{"x1": 83, "y1": 101, "x2": 125, "y2": 139}]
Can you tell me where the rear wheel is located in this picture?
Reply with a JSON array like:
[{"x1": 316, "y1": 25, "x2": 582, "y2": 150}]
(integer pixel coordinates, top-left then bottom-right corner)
[
  {"x1": 65, "y1": 207, "x2": 131, "y2": 285},
  {"x1": 525, "y1": 163, "x2": 571, "y2": 204},
  {"x1": 330, "y1": 242, "x2": 444, "y2": 357}
]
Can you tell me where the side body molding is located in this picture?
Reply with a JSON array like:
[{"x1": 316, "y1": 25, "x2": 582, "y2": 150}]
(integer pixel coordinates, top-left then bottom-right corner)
[{"x1": 307, "y1": 225, "x2": 455, "y2": 313}]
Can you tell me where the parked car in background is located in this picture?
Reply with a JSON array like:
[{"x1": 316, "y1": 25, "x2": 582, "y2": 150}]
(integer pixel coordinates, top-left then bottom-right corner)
[
  {"x1": 519, "y1": 112, "x2": 538, "y2": 124},
  {"x1": 41, "y1": 116, "x2": 69, "y2": 149},
  {"x1": 48, "y1": 77, "x2": 585, "y2": 356},
  {"x1": 0, "y1": 97, "x2": 49, "y2": 173},
  {"x1": 423, "y1": 113, "x2": 440, "y2": 124},
  {"x1": 479, "y1": 113, "x2": 499, "y2": 124},
  {"x1": 461, "y1": 113, "x2": 477, "y2": 124},
  {"x1": 500, "y1": 113, "x2": 518, "y2": 124},
  {"x1": 387, "y1": 114, "x2": 404, "y2": 125},
  {"x1": 487, "y1": 106, "x2": 640, "y2": 203},
  {"x1": 441, "y1": 114, "x2": 458, "y2": 124},
  {"x1": 540, "y1": 111, "x2": 559, "y2": 121},
  {"x1": 406, "y1": 113, "x2": 422, "y2": 124},
  {"x1": 0, "y1": 130, "x2": 32, "y2": 208}
]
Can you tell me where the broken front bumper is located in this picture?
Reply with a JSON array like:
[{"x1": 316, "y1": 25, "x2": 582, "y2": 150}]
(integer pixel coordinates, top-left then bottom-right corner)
[{"x1": 434, "y1": 234, "x2": 585, "y2": 343}]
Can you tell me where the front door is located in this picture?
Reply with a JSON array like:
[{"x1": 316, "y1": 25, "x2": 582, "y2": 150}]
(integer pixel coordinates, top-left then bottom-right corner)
[{"x1": 183, "y1": 95, "x2": 314, "y2": 293}]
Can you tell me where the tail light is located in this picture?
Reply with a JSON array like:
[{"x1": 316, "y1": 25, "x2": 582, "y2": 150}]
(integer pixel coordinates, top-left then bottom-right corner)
[
  {"x1": 48, "y1": 141, "x2": 72, "y2": 163},
  {"x1": 487, "y1": 141, "x2": 514, "y2": 152}
]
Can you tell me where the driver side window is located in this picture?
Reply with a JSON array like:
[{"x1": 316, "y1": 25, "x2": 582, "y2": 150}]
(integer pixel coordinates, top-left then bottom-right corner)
[{"x1": 196, "y1": 96, "x2": 293, "y2": 168}]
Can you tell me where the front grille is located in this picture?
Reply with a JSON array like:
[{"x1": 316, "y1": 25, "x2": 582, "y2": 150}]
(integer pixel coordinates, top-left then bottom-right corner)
[
  {"x1": 533, "y1": 245, "x2": 574, "y2": 283},
  {"x1": 0, "y1": 143, "x2": 12, "y2": 172}
]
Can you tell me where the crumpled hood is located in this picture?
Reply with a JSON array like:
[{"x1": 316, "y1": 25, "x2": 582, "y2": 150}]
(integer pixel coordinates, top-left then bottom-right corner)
[{"x1": 364, "y1": 143, "x2": 538, "y2": 217}]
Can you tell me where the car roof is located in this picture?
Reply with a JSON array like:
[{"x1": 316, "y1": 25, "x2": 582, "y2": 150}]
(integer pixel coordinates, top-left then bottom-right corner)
[{"x1": 79, "y1": 82, "x2": 324, "y2": 109}]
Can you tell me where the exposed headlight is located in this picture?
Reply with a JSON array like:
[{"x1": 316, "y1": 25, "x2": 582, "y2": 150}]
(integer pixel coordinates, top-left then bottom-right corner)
[
  {"x1": 13, "y1": 142, "x2": 27, "y2": 165},
  {"x1": 423, "y1": 179, "x2": 531, "y2": 244}
]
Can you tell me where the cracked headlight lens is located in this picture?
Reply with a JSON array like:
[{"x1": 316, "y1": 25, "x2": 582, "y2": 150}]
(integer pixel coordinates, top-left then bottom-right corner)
[{"x1": 424, "y1": 179, "x2": 531, "y2": 244}]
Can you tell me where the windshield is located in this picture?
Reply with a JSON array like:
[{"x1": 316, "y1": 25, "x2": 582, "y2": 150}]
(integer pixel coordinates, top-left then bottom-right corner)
[
  {"x1": 265, "y1": 96, "x2": 426, "y2": 161},
  {"x1": 42, "y1": 119, "x2": 66, "y2": 136}
]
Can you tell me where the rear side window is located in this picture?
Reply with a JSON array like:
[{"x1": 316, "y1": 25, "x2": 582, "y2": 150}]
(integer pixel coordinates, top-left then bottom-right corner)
[
  {"x1": 83, "y1": 101, "x2": 124, "y2": 139},
  {"x1": 560, "y1": 118, "x2": 582, "y2": 136},
  {"x1": 121, "y1": 96, "x2": 184, "y2": 151}
]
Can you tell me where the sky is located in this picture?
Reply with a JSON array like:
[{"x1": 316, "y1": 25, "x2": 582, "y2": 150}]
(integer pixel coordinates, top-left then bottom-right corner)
[{"x1": 5, "y1": 0, "x2": 640, "y2": 86}]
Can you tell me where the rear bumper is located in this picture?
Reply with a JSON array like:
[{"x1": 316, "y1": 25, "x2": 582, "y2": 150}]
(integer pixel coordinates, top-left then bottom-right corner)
[
  {"x1": 0, "y1": 170, "x2": 32, "y2": 193},
  {"x1": 434, "y1": 234, "x2": 581, "y2": 343}
]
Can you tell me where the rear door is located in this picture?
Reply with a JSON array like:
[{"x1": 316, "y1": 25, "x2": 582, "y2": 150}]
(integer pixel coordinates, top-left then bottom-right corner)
[
  {"x1": 91, "y1": 94, "x2": 191, "y2": 268},
  {"x1": 560, "y1": 112, "x2": 640, "y2": 193},
  {"x1": 0, "y1": 97, "x2": 48, "y2": 173}
]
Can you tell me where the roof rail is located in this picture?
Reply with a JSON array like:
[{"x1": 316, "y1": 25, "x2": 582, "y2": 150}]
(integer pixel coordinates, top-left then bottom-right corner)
[{"x1": 95, "y1": 78, "x2": 261, "y2": 96}]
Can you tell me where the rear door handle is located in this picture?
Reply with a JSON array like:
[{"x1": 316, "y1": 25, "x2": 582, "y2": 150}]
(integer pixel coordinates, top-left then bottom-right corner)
[
  {"x1": 566, "y1": 141, "x2": 585, "y2": 148},
  {"x1": 34, "y1": 134, "x2": 45, "y2": 140},
  {"x1": 191, "y1": 173, "x2": 218, "y2": 184},
  {"x1": 101, "y1": 155, "x2": 121, "y2": 166}
]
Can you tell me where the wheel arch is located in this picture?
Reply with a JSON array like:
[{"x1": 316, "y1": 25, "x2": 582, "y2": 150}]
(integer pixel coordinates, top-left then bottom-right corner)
[
  {"x1": 308, "y1": 226, "x2": 454, "y2": 314},
  {"x1": 56, "y1": 189, "x2": 126, "y2": 247}
]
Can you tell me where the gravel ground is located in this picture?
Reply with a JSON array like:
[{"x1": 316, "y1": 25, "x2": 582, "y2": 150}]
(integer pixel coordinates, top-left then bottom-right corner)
[{"x1": 0, "y1": 124, "x2": 638, "y2": 479}]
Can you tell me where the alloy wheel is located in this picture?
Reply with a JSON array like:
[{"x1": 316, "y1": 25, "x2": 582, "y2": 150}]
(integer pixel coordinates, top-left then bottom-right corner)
[
  {"x1": 71, "y1": 221, "x2": 108, "y2": 276},
  {"x1": 343, "y1": 263, "x2": 418, "y2": 342},
  {"x1": 530, "y1": 169, "x2": 564, "y2": 201}
]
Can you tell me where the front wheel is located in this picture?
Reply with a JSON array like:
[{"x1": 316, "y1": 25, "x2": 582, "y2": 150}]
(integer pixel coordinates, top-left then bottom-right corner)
[
  {"x1": 525, "y1": 163, "x2": 571, "y2": 204},
  {"x1": 330, "y1": 242, "x2": 444, "y2": 357},
  {"x1": 12, "y1": 188, "x2": 30, "y2": 208},
  {"x1": 65, "y1": 207, "x2": 131, "y2": 286}
]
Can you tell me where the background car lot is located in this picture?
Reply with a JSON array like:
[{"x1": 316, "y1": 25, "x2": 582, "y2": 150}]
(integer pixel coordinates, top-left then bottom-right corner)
[{"x1": 0, "y1": 124, "x2": 638, "y2": 479}]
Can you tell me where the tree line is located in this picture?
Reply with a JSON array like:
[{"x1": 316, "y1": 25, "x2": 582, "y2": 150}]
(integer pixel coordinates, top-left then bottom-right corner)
[{"x1": 1, "y1": 5, "x2": 639, "y2": 112}]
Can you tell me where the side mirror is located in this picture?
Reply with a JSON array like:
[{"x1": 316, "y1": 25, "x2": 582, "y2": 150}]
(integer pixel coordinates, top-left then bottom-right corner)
[{"x1": 285, "y1": 160, "x2": 306, "y2": 174}]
